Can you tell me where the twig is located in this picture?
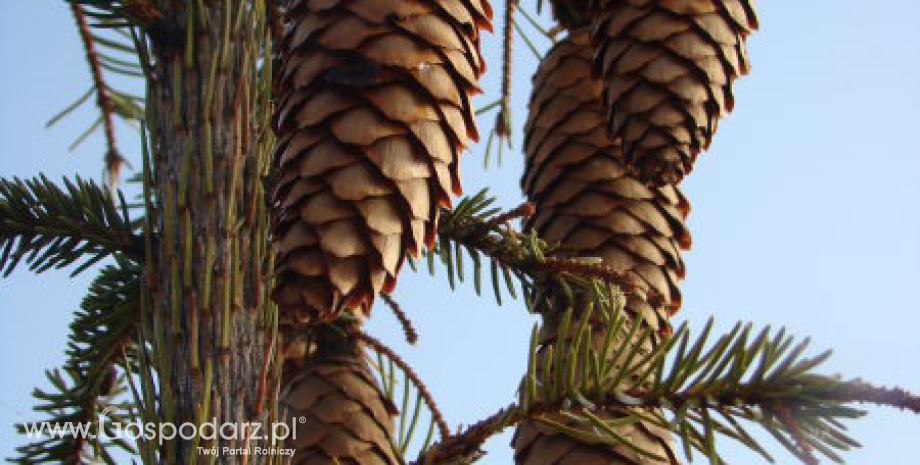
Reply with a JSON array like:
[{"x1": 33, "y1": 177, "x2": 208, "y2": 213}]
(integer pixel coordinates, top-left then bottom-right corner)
[
  {"x1": 443, "y1": 218, "x2": 659, "y2": 305},
  {"x1": 70, "y1": 3, "x2": 125, "y2": 186},
  {"x1": 353, "y1": 331, "x2": 450, "y2": 440},
  {"x1": 381, "y1": 293, "x2": 418, "y2": 344},
  {"x1": 484, "y1": 201, "x2": 535, "y2": 230},
  {"x1": 414, "y1": 374, "x2": 910, "y2": 464},
  {"x1": 497, "y1": 0, "x2": 516, "y2": 140},
  {"x1": 122, "y1": 0, "x2": 164, "y2": 27},
  {"x1": 832, "y1": 380, "x2": 920, "y2": 414},
  {"x1": 412, "y1": 404, "x2": 525, "y2": 465},
  {"x1": 772, "y1": 405, "x2": 819, "y2": 465},
  {"x1": 541, "y1": 257, "x2": 666, "y2": 308}
]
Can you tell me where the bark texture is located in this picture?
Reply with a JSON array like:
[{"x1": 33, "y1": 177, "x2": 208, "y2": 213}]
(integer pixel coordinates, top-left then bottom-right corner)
[
  {"x1": 512, "y1": 30, "x2": 690, "y2": 464},
  {"x1": 147, "y1": 3, "x2": 275, "y2": 463},
  {"x1": 591, "y1": 0, "x2": 758, "y2": 185},
  {"x1": 271, "y1": 0, "x2": 493, "y2": 324}
]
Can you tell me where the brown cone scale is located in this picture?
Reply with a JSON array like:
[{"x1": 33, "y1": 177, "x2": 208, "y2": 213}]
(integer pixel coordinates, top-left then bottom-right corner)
[
  {"x1": 522, "y1": 29, "x2": 690, "y2": 328},
  {"x1": 590, "y1": 0, "x2": 758, "y2": 185},
  {"x1": 272, "y1": 0, "x2": 492, "y2": 324},
  {"x1": 513, "y1": 30, "x2": 690, "y2": 464},
  {"x1": 281, "y1": 328, "x2": 400, "y2": 464}
]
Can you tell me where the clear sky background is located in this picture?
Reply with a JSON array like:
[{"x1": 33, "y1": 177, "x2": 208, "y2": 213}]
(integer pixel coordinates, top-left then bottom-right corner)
[{"x1": 2, "y1": 1, "x2": 919, "y2": 464}]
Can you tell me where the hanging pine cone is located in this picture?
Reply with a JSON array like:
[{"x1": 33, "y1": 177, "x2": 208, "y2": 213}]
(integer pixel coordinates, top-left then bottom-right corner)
[
  {"x1": 590, "y1": 0, "x2": 758, "y2": 185},
  {"x1": 522, "y1": 29, "x2": 690, "y2": 327},
  {"x1": 271, "y1": 0, "x2": 492, "y2": 323},
  {"x1": 281, "y1": 325, "x2": 400, "y2": 464},
  {"x1": 513, "y1": 29, "x2": 689, "y2": 464}
]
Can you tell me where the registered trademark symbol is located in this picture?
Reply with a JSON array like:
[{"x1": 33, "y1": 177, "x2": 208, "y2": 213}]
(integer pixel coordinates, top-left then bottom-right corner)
[{"x1": 298, "y1": 416, "x2": 307, "y2": 424}]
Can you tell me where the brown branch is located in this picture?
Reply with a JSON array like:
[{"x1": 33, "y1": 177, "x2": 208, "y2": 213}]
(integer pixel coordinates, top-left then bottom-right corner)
[
  {"x1": 412, "y1": 404, "x2": 524, "y2": 465},
  {"x1": 380, "y1": 293, "x2": 418, "y2": 344},
  {"x1": 484, "y1": 201, "x2": 535, "y2": 231},
  {"x1": 353, "y1": 330, "x2": 450, "y2": 440},
  {"x1": 441, "y1": 203, "x2": 660, "y2": 306},
  {"x1": 443, "y1": 224, "x2": 657, "y2": 305},
  {"x1": 120, "y1": 0, "x2": 181, "y2": 50},
  {"x1": 121, "y1": 0, "x2": 164, "y2": 27},
  {"x1": 496, "y1": 0, "x2": 516, "y2": 139},
  {"x1": 830, "y1": 380, "x2": 920, "y2": 414},
  {"x1": 70, "y1": 4, "x2": 125, "y2": 186},
  {"x1": 540, "y1": 257, "x2": 666, "y2": 308},
  {"x1": 415, "y1": 375, "x2": 918, "y2": 464}
]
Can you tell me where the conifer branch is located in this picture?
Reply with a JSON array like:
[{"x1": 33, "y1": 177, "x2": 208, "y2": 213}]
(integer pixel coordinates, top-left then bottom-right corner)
[
  {"x1": 415, "y1": 304, "x2": 883, "y2": 465},
  {"x1": 11, "y1": 368, "x2": 135, "y2": 465},
  {"x1": 12, "y1": 259, "x2": 142, "y2": 464},
  {"x1": 484, "y1": 201, "x2": 534, "y2": 231},
  {"x1": 0, "y1": 175, "x2": 143, "y2": 277},
  {"x1": 70, "y1": 3, "x2": 125, "y2": 186},
  {"x1": 412, "y1": 405, "x2": 522, "y2": 465},
  {"x1": 67, "y1": 0, "x2": 170, "y2": 46},
  {"x1": 829, "y1": 380, "x2": 920, "y2": 414},
  {"x1": 355, "y1": 330, "x2": 451, "y2": 441},
  {"x1": 430, "y1": 191, "x2": 655, "y2": 306},
  {"x1": 381, "y1": 293, "x2": 419, "y2": 345},
  {"x1": 497, "y1": 0, "x2": 516, "y2": 142},
  {"x1": 119, "y1": 0, "x2": 163, "y2": 27},
  {"x1": 52, "y1": 5, "x2": 147, "y2": 183}
]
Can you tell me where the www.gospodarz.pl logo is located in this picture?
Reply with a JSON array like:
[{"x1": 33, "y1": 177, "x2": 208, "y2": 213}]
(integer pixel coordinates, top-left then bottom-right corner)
[{"x1": 21, "y1": 405, "x2": 304, "y2": 448}]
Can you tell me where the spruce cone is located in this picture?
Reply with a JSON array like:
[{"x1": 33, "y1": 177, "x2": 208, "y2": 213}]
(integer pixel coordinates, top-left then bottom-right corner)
[
  {"x1": 513, "y1": 30, "x2": 689, "y2": 464},
  {"x1": 281, "y1": 327, "x2": 399, "y2": 464},
  {"x1": 590, "y1": 0, "x2": 758, "y2": 185},
  {"x1": 272, "y1": 0, "x2": 492, "y2": 323},
  {"x1": 522, "y1": 29, "x2": 690, "y2": 329}
]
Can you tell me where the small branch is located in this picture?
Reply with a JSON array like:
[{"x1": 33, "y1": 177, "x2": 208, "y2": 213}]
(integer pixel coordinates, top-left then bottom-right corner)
[
  {"x1": 414, "y1": 375, "x2": 911, "y2": 464},
  {"x1": 831, "y1": 380, "x2": 920, "y2": 414},
  {"x1": 772, "y1": 405, "x2": 819, "y2": 465},
  {"x1": 70, "y1": 3, "x2": 125, "y2": 186},
  {"x1": 413, "y1": 404, "x2": 525, "y2": 465},
  {"x1": 541, "y1": 257, "x2": 666, "y2": 308},
  {"x1": 121, "y1": 0, "x2": 164, "y2": 27},
  {"x1": 484, "y1": 201, "x2": 534, "y2": 230},
  {"x1": 441, "y1": 209, "x2": 658, "y2": 304},
  {"x1": 0, "y1": 214, "x2": 145, "y2": 263},
  {"x1": 353, "y1": 331, "x2": 450, "y2": 440},
  {"x1": 497, "y1": 0, "x2": 516, "y2": 140},
  {"x1": 381, "y1": 293, "x2": 418, "y2": 344}
]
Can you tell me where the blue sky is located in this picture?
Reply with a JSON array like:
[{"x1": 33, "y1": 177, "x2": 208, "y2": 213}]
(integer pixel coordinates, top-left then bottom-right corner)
[{"x1": 2, "y1": 2, "x2": 919, "y2": 464}]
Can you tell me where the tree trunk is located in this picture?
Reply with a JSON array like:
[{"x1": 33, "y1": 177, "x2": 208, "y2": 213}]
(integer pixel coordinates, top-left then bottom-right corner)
[
  {"x1": 146, "y1": 2, "x2": 277, "y2": 462},
  {"x1": 512, "y1": 29, "x2": 690, "y2": 464}
]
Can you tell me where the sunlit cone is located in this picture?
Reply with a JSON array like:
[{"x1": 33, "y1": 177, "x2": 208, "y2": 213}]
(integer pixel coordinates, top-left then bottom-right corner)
[
  {"x1": 512, "y1": 29, "x2": 690, "y2": 464},
  {"x1": 271, "y1": 0, "x2": 493, "y2": 324},
  {"x1": 281, "y1": 326, "x2": 400, "y2": 464},
  {"x1": 590, "y1": 0, "x2": 758, "y2": 185},
  {"x1": 522, "y1": 29, "x2": 689, "y2": 329}
]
